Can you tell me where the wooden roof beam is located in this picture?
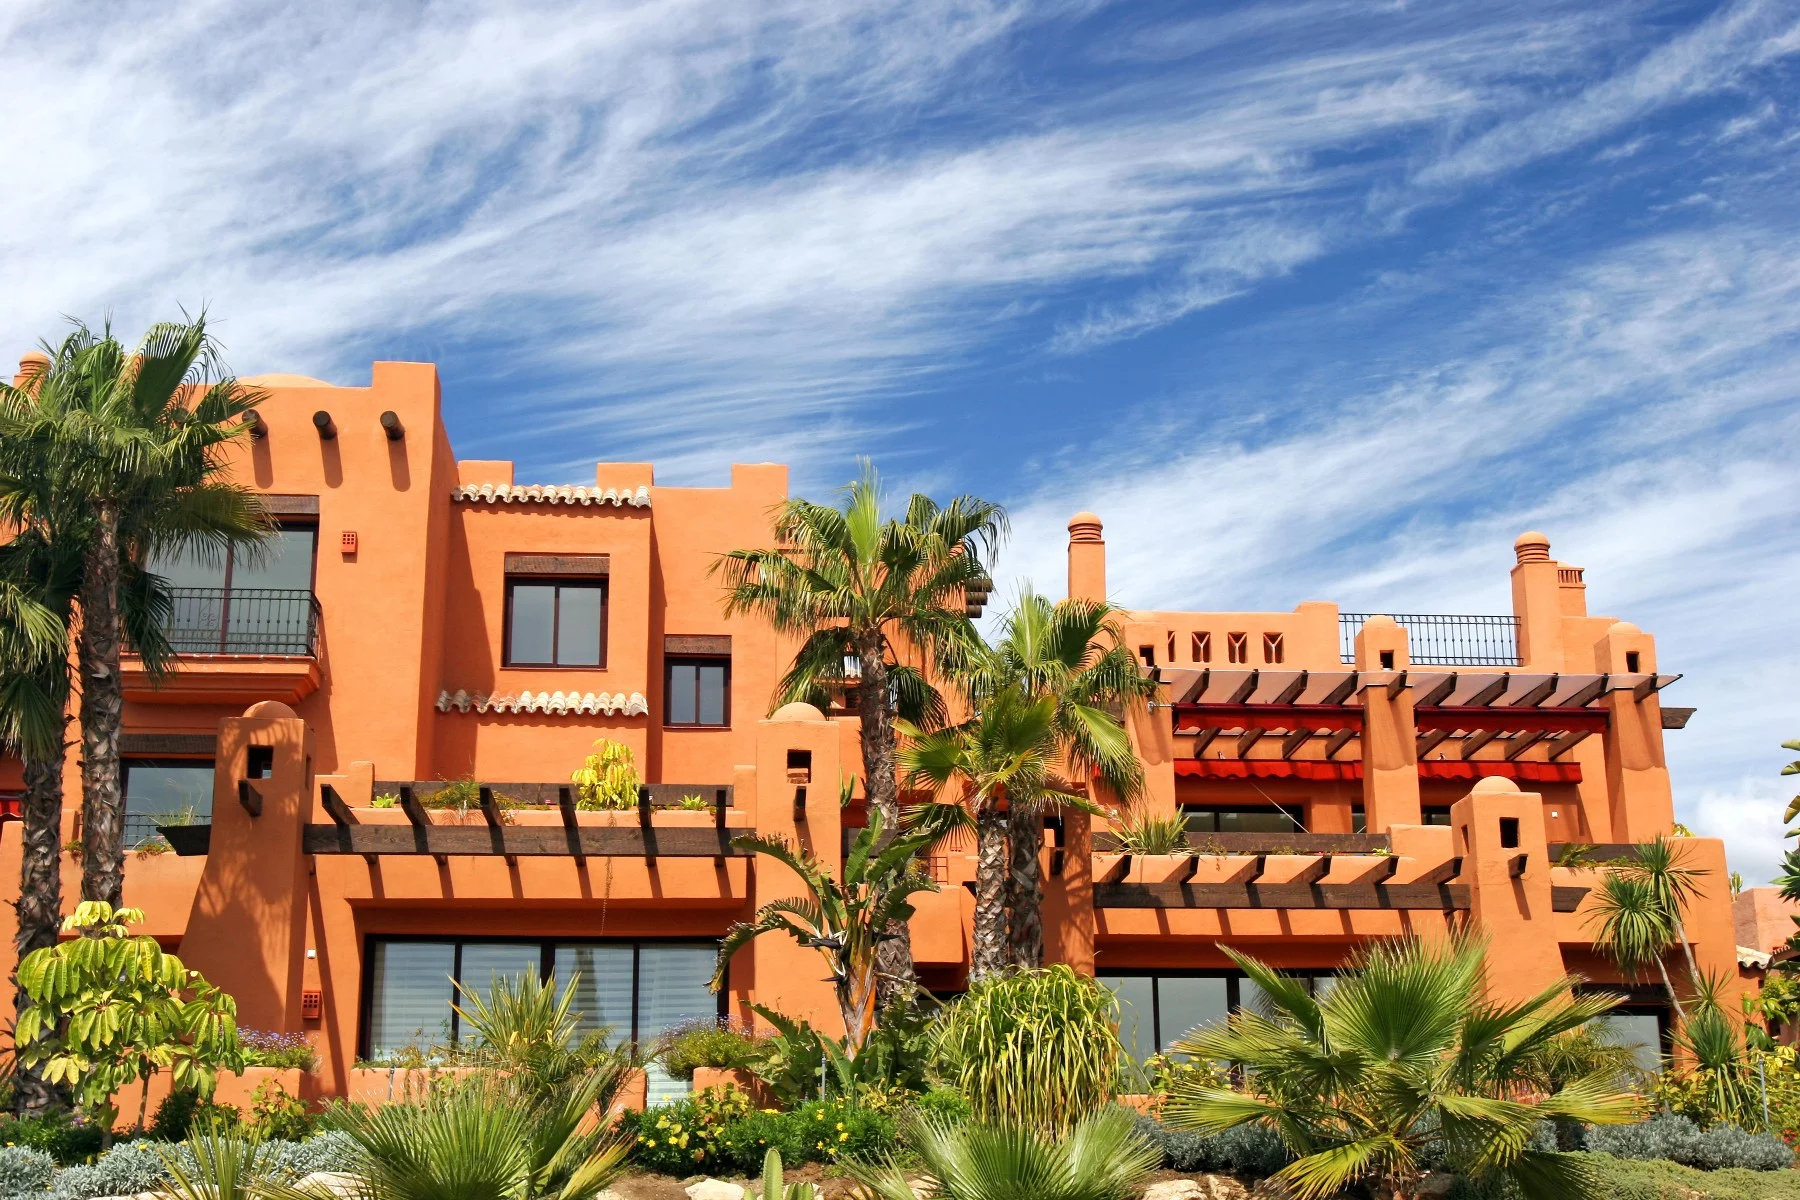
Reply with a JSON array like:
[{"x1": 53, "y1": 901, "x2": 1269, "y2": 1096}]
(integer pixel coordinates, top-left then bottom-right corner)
[
  {"x1": 1273, "y1": 671, "x2": 1309, "y2": 706},
  {"x1": 1228, "y1": 671, "x2": 1260, "y2": 705},
  {"x1": 1512, "y1": 674, "x2": 1560, "y2": 708},
  {"x1": 1191, "y1": 726, "x2": 1222, "y2": 756},
  {"x1": 1546, "y1": 729, "x2": 1594, "y2": 760},
  {"x1": 1415, "y1": 674, "x2": 1458, "y2": 708},
  {"x1": 1465, "y1": 674, "x2": 1512, "y2": 707},
  {"x1": 1504, "y1": 730, "x2": 1552, "y2": 761},
  {"x1": 1280, "y1": 727, "x2": 1314, "y2": 759},
  {"x1": 1323, "y1": 727, "x2": 1357, "y2": 760},
  {"x1": 1558, "y1": 675, "x2": 1608, "y2": 708},
  {"x1": 320, "y1": 783, "x2": 355, "y2": 828},
  {"x1": 1322, "y1": 672, "x2": 1360, "y2": 705},
  {"x1": 1412, "y1": 856, "x2": 1463, "y2": 886},
  {"x1": 1461, "y1": 728, "x2": 1503, "y2": 760},
  {"x1": 1236, "y1": 727, "x2": 1267, "y2": 756},
  {"x1": 1416, "y1": 728, "x2": 1452, "y2": 757},
  {"x1": 1288, "y1": 855, "x2": 1332, "y2": 885},
  {"x1": 557, "y1": 786, "x2": 585, "y2": 864}
]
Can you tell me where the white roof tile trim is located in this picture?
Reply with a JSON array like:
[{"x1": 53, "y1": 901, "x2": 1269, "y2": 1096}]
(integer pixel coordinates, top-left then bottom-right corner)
[
  {"x1": 436, "y1": 689, "x2": 649, "y2": 717},
  {"x1": 452, "y1": 484, "x2": 651, "y2": 507}
]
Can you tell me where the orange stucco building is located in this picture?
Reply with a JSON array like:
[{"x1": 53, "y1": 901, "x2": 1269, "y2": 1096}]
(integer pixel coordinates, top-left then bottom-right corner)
[{"x1": 0, "y1": 358, "x2": 1740, "y2": 1100}]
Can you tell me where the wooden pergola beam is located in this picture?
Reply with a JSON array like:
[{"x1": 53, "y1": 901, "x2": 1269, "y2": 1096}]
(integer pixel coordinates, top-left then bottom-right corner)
[
  {"x1": 1416, "y1": 728, "x2": 1452, "y2": 757},
  {"x1": 1461, "y1": 728, "x2": 1503, "y2": 759},
  {"x1": 1236, "y1": 727, "x2": 1267, "y2": 756},
  {"x1": 1547, "y1": 729, "x2": 1594, "y2": 760},
  {"x1": 1504, "y1": 730, "x2": 1551, "y2": 761},
  {"x1": 1273, "y1": 671, "x2": 1309, "y2": 706},
  {"x1": 1321, "y1": 672, "x2": 1360, "y2": 705},
  {"x1": 302, "y1": 824, "x2": 747, "y2": 858},
  {"x1": 1280, "y1": 727, "x2": 1313, "y2": 759},
  {"x1": 1323, "y1": 727, "x2": 1357, "y2": 760},
  {"x1": 1511, "y1": 674, "x2": 1560, "y2": 708}
]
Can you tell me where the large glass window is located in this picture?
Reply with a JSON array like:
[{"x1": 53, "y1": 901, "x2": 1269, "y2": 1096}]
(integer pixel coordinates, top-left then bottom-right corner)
[
  {"x1": 1099, "y1": 970, "x2": 1336, "y2": 1062},
  {"x1": 666, "y1": 658, "x2": 729, "y2": 727},
  {"x1": 506, "y1": 580, "x2": 606, "y2": 667},
  {"x1": 1183, "y1": 806, "x2": 1306, "y2": 835},
  {"x1": 151, "y1": 527, "x2": 318, "y2": 654},
  {"x1": 363, "y1": 938, "x2": 721, "y2": 1097},
  {"x1": 122, "y1": 758, "x2": 214, "y2": 848},
  {"x1": 1592, "y1": 1010, "x2": 1666, "y2": 1074}
]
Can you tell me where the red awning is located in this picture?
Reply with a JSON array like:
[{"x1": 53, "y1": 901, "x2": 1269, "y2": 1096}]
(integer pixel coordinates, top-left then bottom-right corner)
[{"x1": 1174, "y1": 759, "x2": 1581, "y2": 784}]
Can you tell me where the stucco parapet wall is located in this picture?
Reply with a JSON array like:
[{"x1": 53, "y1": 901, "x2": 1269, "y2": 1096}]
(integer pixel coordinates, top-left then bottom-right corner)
[
  {"x1": 451, "y1": 483, "x2": 651, "y2": 507},
  {"x1": 436, "y1": 688, "x2": 649, "y2": 716}
]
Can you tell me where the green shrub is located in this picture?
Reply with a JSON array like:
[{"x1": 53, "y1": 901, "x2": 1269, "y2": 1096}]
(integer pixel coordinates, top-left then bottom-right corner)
[
  {"x1": 934, "y1": 966, "x2": 1123, "y2": 1133},
  {"x1": 657, "y1": 1020, "x2": 761, "y2": 1081},
  {"x1": 0, "y1": 1114, "x2": 104, "y2": 1167},
  {"x1": 624, "y1": 1090, "x2": 897, "y2": 1176},
  {"x1": 51, "y1": 1139, "x2": 185, "y2": 1200},
  {"x1": 1128, "y1": 1112, "x2": 1289, "y2": 1176},
  {"x1": 149, "y1": 1091, "x2": 242, "y2": 1141},
  {"x1": 1585, "y1": 1114, "x2": 1793, "y2": 1171},
  {"x1": 0, "y1": 1145, "x2": 55, "y2": 1196},
  {"x1": 248, "y1": 1081, "x2": 314, "y2": 1142},
  {"x1": 1565, "y1": 1152, "x2": 1800, "y2": 1200},
  {"x1": 910, "y1": 1088, "x2": 972, "y2": 1125}
]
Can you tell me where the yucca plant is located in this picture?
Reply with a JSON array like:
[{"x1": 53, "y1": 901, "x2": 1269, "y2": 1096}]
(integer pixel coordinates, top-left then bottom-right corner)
[
  {"x1": 1163, "y1": 937, "x2": 1641, "y2": 1200},
  {"x1": 852, "y1": 1106, "x2": 1159, "y2": 1200},
  {"x1": 1112, "y1": 806, "x2": 1193, "y2": 856},
  {"x1": 1586, "y1": 870, "x2": 1687, "y2": 1023},
  {"x1": 450, "y1": 970, "x2": 620, "y2": 1095},
  {"x1": 158, "y1": 1129, "x2": 286, "y2": 1200},
  {"x1": 747, "y1": 1148, "x2": 817, "y2": 1200},
  {"x1": 335, "y1": 1072, "x2": 627, "y2": 1200},
  {"x1": 933, "y1": 966, "x2": 1123, "y2": 1133}
]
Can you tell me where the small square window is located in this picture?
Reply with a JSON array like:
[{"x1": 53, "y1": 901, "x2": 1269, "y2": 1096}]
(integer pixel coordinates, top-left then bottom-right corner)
[
  {"x1": 506, "y1": 579, "x2": 607, "y2": 667},
  {"x1": 246, "y1": 746, "x2": 275, "y2": 779},
  {"x1": 666, "y1": 657, "x2": 730, "y2": 727}
]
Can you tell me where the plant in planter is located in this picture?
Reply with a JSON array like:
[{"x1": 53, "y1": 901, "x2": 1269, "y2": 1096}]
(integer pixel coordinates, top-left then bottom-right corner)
[
  {"x1": 1112, "y1": 807, "x2": 1192, "y2": 856},
  {"x1": 570, "y1": 739, "x2": 641, "y2": 810}
]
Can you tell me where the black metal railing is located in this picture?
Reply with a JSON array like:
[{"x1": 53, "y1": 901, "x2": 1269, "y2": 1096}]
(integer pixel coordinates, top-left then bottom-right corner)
[
  {"x1": 160, "y1": 588, "x2": 320, "y2": 656},
  {"x1": 1338, "y1": 612, "x2": 1521, "y2": 667}
]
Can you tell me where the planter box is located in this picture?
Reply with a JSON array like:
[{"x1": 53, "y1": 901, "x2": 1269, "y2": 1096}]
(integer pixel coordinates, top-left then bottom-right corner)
[
  {"x1": 110, "y1": 1067, "x2": 303, "y2": 1130},
  {"x1": 691, "y1": 1067, "x2": 773, "y2": 1107},
  {"x1": 1186, "y1": 854, "x2": 1261, "y2": 884},
  {"x1": 344, "y1": 1065, "x2": 480, "y2": 1106},
  {"x1": 1093, "y1": 853, "x2": 1193, "y2": 884}
]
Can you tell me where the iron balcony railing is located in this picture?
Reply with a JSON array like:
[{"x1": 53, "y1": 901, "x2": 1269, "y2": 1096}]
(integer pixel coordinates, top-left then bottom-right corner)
[
  {"x1": 1338, "y1": 612, "x2": 1521, "y2": 667},
  {"x1": 160, "y1": 587, "x2": 321, "y2": 657}
]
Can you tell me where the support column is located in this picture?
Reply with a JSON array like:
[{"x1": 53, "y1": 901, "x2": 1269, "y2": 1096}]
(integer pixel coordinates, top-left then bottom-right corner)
[
  {"x1": 1452, "y1": 777, "x2": 1566, "y2": 1002},
  {"x1": 1598, "y1": 621, "x2": 1674, "y2": 841},
  {"x1": 1355, "y1": 617, "x2": 1421, "y2": 830}
]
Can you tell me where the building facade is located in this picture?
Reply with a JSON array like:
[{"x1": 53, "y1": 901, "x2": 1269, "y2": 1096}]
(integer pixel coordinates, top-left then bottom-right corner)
[{"x1": 0, "y1": 359, "x2": 1740, "y2": 1101}]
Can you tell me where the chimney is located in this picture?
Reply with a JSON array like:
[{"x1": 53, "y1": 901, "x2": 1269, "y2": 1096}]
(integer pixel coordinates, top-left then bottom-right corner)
[{"x1": 1067, "y1": 512, "x2": 1106, "y2": 602}]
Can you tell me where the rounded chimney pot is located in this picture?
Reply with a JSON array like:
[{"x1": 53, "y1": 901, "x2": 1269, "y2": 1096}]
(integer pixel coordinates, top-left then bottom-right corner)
[
  {"x1": 1513, "y1": 531, "x2": 1551, "y2": 564},
  {"x1": 1068, "y1": 512, "x2": 1104, "y2": 544}
]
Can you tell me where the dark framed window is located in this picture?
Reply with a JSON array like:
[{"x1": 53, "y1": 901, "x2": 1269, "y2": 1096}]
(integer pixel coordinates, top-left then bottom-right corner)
[
  {"x1": 505, "y1": 579, "x2": 607, "y2": 667},
  {"x1": 361, "y1": 937, "x2": 719, "y2": 1101},
  {"x1": 152, "y1": 523, "x2": 318, "y2": 592},
  {"x1": 1422, "y1": 806, "x2": 1453, "y2": 827},
  {"x1": 665, "y1": 657, "x2": 729, "y2": 727},
  {"x1": 123, "y1": 758, "x2": 215, "y2": 848},
  {"x1": 1183, "y1": 805, "x2": 1305, "y2": 835},
  {"x1": 1098, "y1": 969, "x2": 1338, "y2": 1062}
]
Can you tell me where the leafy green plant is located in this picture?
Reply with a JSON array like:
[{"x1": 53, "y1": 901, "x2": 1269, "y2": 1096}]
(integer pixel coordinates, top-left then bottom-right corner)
[
  {"x1": 150, "y1": 1090, "x2": 243, "y2": 1141},
  {"x1": 337, "y1": 1072, "x2": 628, "y2": 1200},
  {"x1": 239, "y1": 1029, "x2": 320, "y2": 1071},
  {"x1": 717, "y1": 811, "x2": 939, "y2": 1054},
  {"x1": 933, "y1": 965, "x2": 1123, "y2": 1134},
  {"x1": 570, "y1": 739, "x2": 640, "y2": 810},
  {"x1": 1127, "y1": 1112, "x2": 1290, "y2": 1176},
  {"x1": 1585, "y1": 1113, "x2": 1792, "y2": 1170},
  {"x1": 657, "y1": 1019, "x2": 760, "y2": 1081},
  {"x1": 677, "y1": 793, "x2": 712, "y2": 811},
  {"x1": 370, "y1": 793, "x2": 399, "y2": 809},
  {"x1": 748, "y1": 1147, "x2": 817, "y2": 1200},
  {"x1": 0, "y1": 1110, "x2": 105, "y2": 1164},
  {"x1": 0, "y1": 1145, "x2": 55, "y2": 1196},
  {"x1": 1569, "y1": 1151, "x2": 1800, "y2": 1200},
  {"x1": 1112, "y1": 806, "x2": 1193, "y2": 856},
  {"x1": 248, "y1": 1080, "x2": 313, "y2": 1142},
  {"x1": 1163, "y1": 937, "x2": 1641, "y2": 1200},
  {"x1": 450, "y1": 970, "x2": 620, "y2": 1096},
  {"x1": 626, "y1": 1091, "x2": 894, "y2": 1176},
  {"x1": 156, "y1": 1128, "x2": 279, "y2": 1200},
  {"x1": 16, "y1": 901, "x2": 243, "y2": 1137},
  {"x1": 851, "y1": 1106, "x2": 1159, "y2": 1200}
]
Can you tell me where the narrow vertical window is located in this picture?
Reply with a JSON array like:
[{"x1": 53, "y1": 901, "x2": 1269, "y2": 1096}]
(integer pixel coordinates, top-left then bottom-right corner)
[
  {"x1": 1166, "y1": 631, "x2": 1176, "y2": 662},
  {"x1": 1226, "y1": 632, "x2": 1248, "y2": 664},
  {"x1": 1262, "y1": 632, "x2": 1285, "y2": 664},
  {"x1": 665, "y1": 657, "x2": 730, "y2": 727},
  {"x1": 1191, "y1": 631, "x2": 1211, "y2": 663},
  {"x1": 505, "y1": 579, "x2": 607, "y2": 667}
]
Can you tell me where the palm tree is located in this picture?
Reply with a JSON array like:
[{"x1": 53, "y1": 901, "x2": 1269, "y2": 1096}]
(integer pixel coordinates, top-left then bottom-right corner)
[
  {"x1": 896, "y1": 687, "x2": 1080, "y2": 981},
  {"x1": 852, "y1": 1106, "x2": 1160, "y2": 1200},
  {"x1": 1163, "y1": 938, "x2": 1640, "y2": 1200},
  {"x1": 713, "y1": 810, "x2": 940, "y2": 1054},
  {"x1": 1584, "y1": 836, "x2": 1707, "y2": 1025},
  {"x1": 0, "y1": 318, "x2": 270, "y2": 907},
  {"x1": 956, "y1": 590, "x2": 1154, "y2": 966},
  {"x1": 714, "y1": 464, "x2": 1005, "y2": 991}
]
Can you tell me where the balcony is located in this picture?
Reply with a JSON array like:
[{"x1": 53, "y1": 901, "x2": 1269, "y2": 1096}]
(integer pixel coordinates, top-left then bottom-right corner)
[
  {"x1": 1337, "y1": 612, "x2": 1520, "y2": 667},
  {"x1": 124, "y1": 587, "x2": 323, "y2": 705}
]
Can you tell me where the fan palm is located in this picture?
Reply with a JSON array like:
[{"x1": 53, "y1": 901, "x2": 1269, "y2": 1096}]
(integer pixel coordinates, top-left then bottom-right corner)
[
  {"x1": 713, "y1": 810, "x2": 939, "y2": 1054},
  {"x1": 335, "y1": 1070, "x2": 627, "y2": 1200},
  {"x1": 714, "y1": 464, "x2": 1005, "y2": 991},
  {"x1": 0, "y1": 318, "x2": 271, "y2": 907},
  {"x1": 1585, "y1": 867, "x2": 1688, "y2": 1023},
  {"x1": 851, "y1": 1106, "x2": 1160, "y2": 1200},
  {"x1": 1163, "y1": 937, "x2": 1640, "y2": 1200},
  {"x1": 896, "y1": 686, "x2": 1082, "y2": 980},
  {"x1": 954, "y1": 590, "x2": 1155, "y2": 966}
]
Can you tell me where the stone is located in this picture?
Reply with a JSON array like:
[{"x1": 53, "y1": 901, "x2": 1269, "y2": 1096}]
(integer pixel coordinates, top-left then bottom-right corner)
[
  {"x1": 1144, "y1": 1183, "x2": 1209, "y2": 1200},
  {"x1": 685, "y1": 1181, "x2": 746, "y2": 1200},
  {"x1": 297, "y1": 1172, "x2": 364, "y2": 1198}
]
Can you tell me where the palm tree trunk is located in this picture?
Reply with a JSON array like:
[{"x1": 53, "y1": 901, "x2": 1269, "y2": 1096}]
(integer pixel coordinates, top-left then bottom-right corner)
[
  {"x1": 77, "y1": 506, "x2": 126, "y2": 907},
  {"x1": 973, "y1": 798, "x2": 1009, "y2": 982},
  {"x1": 1656, "y1": 952, "x2": 1689, "y2": 1027},
  {"x1": 13, "y1": 744, "x2": 66, "y2": 1116},
  {"x1": 1007, "y1": 802, "x2": 1043, "y2": 968},
  {"x1": 855, "y1": 638, "x2": 915, "y2": 1002}
]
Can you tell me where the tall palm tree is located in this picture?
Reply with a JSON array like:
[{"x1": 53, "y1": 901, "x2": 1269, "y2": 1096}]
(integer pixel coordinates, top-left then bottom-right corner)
[
  {"x1": 1164, "y1": 938, "x2": 1640, "y2": 1200},
  {"x1": 1584, "y1": 837, "x2": 1707, "y2": 1025},
  {"x1": 714, "y1": 465, "x2": 1005, "y2": 990},
  {"x1": 713, "y1": 811, "x2": 939, "y2": 1054},
  {"x1": 956, "y1": 591, "x2": 1155, "y2": 967},
  {"x1": 897, "y1": 687, "x2": 1080, "y2": 981},
  {"x1": 0, "y1": 318, "x2": 269, "y2": 908}
]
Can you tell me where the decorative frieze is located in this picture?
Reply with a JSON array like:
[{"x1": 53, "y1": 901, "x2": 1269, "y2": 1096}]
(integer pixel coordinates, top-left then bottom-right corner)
[
  {"x1": 452, "y1": 484, "x2": 650, "y2": 508},
  {"x1": 435, "y1": 688, "x2": 649, "y2": 716}
]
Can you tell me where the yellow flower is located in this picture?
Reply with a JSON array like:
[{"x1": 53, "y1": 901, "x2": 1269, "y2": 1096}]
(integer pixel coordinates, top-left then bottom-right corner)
[
  {"x1": 836, "y1": 1122, "x2": 845, "y2": 1130},
  {"x1": 646, "y1": 1139, "x2": 657, "y2": 1148},
  {"x1": 839, "y1": 1132, "x2": 850, "y2": 1141}
]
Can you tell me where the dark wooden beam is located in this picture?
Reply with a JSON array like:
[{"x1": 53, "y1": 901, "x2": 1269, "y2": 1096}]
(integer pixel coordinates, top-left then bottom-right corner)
[
  {"x1": 1415, "y1": 674, "x2": 1458, "y2": 708},
  {"x1": 1096, "y1": 831, "x2": 1395, "y2": 855},
  {"x1": 237, "y1": 780, "x2": 263, "y2": 818},
  {"x1": 1272, "y1": 671, "x2": 1309, "y2": 706},
  {"x1": 1280, "y1": 727, "x2": 1313, "y2": 759},
  {"x1": 1416, "y1": 728, "x2": 1453, "y2": 757},
  {"x1": 714, "y1": 787, "x2": 729, "y2": 867},
  {"x1": 1099, "y1": 853, "x2": 1131, "y2": 883},
  {"x1": 1323, "y1": 727, "x2": 1357, "y2": 760},
  {"x1": 1321, "y1": 672, "x2": 1359, "y2": 705},
  {"x1": 1227, "y1": 671, "x2": 1260, "y2": 704},
  {"x1": 1093, "y1": 881, "x2": 1589, "y2": 913},
  {"x1": 302, "y1": 824, "x2": 750, "y2": 857},
  {"x1": 1547, "y1": 729, "x2": 1594, "y2": 760},
  {"x1": 1466, "y1": 675, "x2": 1512, "y2": 707},
  {"x1": 1411, "y1": 856, "x2": 1463, "y2": 886},
  {"x1": 320, "y1": 783, "x2": 354, "y2": 827},
  {"x1": 1190, "y1": 726, "x2": 1222, "y2": 756},
  {"x1": 1235, "y1": 727, "x2": 1267, "y2": 756},
  {"x1": 1504, "y1": 730, "x2": 1551, "y2": 761},
  {"x1": 558, "y1": 786, "x2": 584, "y2": 863},
  {"x1": 478, "y1": 787, "x2": 516, "y2": 866},
  {"x1": 1512, "y1": 674, "x2": 1559, "y2": 708},
  {"x1": 1508, "y1": 852, "x2": 1529, "y2": 878},
  {"x1": 1286, "y1": 855, "x2": 1332, "y2": 885},
  {"x1": 638, "y1": 785, "x2": 657, "y2": 865},
  {"x1": 1386, "y1": 671, "x2": 1409, "y2": 700},
  {"x1": 1558, "y1": 675, "x2": 1608, "y2": 708},
  {"x1": 399, "y1": 786, "x2": 446, "y2": 866},
  {"x1": 1461, "y1": 728, "x2": 1503, "y2": 759}
]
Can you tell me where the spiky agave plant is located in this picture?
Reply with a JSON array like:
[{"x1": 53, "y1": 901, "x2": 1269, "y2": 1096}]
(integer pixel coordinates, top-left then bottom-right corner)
[{"x1": 853, "y1": 1106, "x2": 1159, "y2": 1200}]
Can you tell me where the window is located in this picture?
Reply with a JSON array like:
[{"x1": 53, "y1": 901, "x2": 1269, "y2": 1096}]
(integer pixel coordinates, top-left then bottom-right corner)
[
  {"x1": 1423, "y1": 806, "x2": 1452, "y2": 826},
  {"x1": 153, "y1": 525, "x2": 318, "y2": 592},
  {"x1": 1625, "y1": 650, "x2": 1641, "y2": 673},
  {"x1": 151, "y1": 525, "x2": 319, "y2": 654},
  {"x1": 1191, "y1": 631, "x2": 1211, "y2": 663},
  {"x1": 506, "y1": 580, "x2": 607, "y2": 667},
  {"x1": 1351, "y1": 805, "x2": 1366, "y2": 834},
  {"x1": 1166, "y1": 631, "x2": 1176, "y2": 662},
  {"x1": 665, "y1": 657, "x2": 729, "y2": 727},
  {"x1": 1099, "y1": 971, "x2": 1337, "y2": 1061},
  {"x1": 1262, "y1": 632, "x2": 1284, "y2": 664},
  {"x1": 122, "y1": 758, "x2": 214, "y2": 848},
  {"x1": 1138, "y1": 645, "x2": 1155, "y2": 668},
  {"x1": 1226, "y1": 632, "x2": 1248, "y2": 664},
  {"x1": 1183, "y1": 805, "x2": 1305, "y2": 835},
  {"x1": 363, "y1": 938, "x2": 719, "y2": 1101}
]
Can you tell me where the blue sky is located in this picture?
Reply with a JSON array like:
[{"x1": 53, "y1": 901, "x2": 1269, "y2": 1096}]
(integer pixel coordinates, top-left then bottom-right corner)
[{"x1": 3, "y1": 0, "x2": 1797, "y2": 882}]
